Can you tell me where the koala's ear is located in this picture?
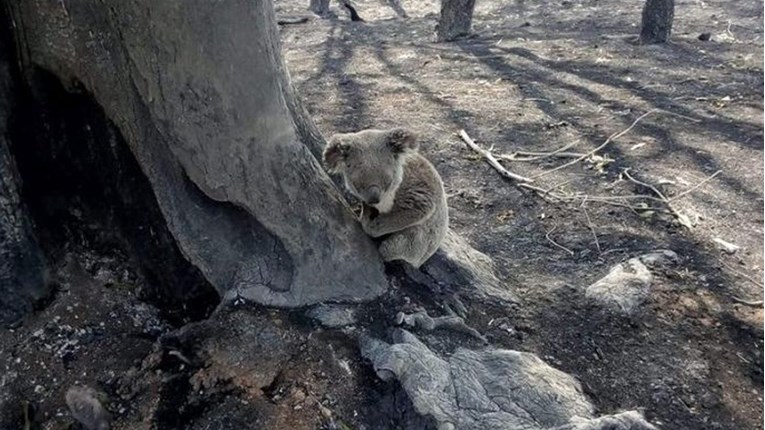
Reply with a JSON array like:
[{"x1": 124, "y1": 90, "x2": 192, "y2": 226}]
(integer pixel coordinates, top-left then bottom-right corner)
[
  {"x1": 323, "y1": 136, "x2": 349, "y2": 173},
  {"x1": 387, "y1": 128, "x2": 418, "y2": 154}
]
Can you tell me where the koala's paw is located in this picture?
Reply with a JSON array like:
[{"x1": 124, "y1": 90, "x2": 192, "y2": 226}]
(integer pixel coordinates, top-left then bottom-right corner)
[
  {"x1": 361, "y1": 217, "x2": 377, "y2": 237},
  {"x1": 360, "y1": 204, "x2": 380, "y2": 235},
  {"x1": 360, "y1": 203, "x2": 379, "y2": 221}
]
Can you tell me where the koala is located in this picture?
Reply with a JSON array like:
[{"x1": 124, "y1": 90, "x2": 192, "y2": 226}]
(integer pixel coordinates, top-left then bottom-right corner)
[{"x1": 323, "y1": 128, "x2": 448, "y2": 268}]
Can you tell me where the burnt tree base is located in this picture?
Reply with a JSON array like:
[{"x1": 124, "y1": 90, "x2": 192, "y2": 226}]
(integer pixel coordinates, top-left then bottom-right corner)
[
  {"x1": 436, "y1": 0, "x2": 476, "y2": 42},
  {"x1": 639, "y1": 0, "x2": 675, "y2": 44}
]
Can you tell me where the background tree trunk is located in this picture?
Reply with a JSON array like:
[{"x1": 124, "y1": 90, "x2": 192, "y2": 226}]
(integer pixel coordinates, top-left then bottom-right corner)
[
  {"x1": 639, "y1": 0, "x2": 675, "y2": 44},
  {"x1": 436, "y1": 0, "x2": 477, "y2": 42},
  {"x1": 6, "y1": 0, "x2": 388, "y2": 307},
  {"x1": 309, "y1": 0, "x2": 331, "y2": 16}
]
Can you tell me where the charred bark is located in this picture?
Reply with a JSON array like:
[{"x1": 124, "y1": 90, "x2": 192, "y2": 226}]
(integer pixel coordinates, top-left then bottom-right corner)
[
  {"x1": 436, "y1": 0, "x2": 476, "y2": 42},
  {"x1": 0, "y1": 10, "x2": 47, "y2": 327},
  {"x1": 639, "y1": 0, "x2": 675, "y2": 44}
]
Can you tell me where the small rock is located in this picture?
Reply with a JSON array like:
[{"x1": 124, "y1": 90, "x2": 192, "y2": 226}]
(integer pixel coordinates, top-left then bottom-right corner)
[
  {"x1": 306, "y1": 304, "x2": 357, "y2": 328},
  {"x1": 65, "y1": 385, "x2": 112, "y2": 430},
  {"x1": 698, "y1": 33, "x2": 711, "y2": 41},
  {"x1": 585, "y1": 250, "x2": 678, "y2": 314},
  {"x1": 712, "y1": 237, "x2": 740, "y2": 254}
]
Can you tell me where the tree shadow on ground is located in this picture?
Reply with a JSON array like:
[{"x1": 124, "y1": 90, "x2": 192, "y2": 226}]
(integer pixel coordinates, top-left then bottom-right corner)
[{"x1": 452, "y1": 40, "x2": 762, "y2": 203}]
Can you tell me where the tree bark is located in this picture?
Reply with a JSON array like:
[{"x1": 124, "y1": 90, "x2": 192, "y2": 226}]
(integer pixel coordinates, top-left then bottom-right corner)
[
  {"x1": 436, "y1": 0, "x2": 476, "y2": 42},
  {"x1": 309, "y1": 0, "x2": 331, "y2": 16},
  {"x1": 6, "y1": 0, "x2": 387, "y2": 307},
  {"x1": 639, "y1": 0, "x2": 675, "y2": 44}
]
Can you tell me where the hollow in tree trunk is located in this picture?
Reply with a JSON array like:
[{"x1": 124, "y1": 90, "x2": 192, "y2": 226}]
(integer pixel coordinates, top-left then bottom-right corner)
[
  {"x1": 436, "y1": 0, "x2": 477, "y2": 42},
  {"x1": 639, "y1": 0, "x2": 675, "y2": 44}
]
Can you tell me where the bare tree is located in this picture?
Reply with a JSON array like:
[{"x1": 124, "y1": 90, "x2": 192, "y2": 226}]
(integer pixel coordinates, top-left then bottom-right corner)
[
  {"x1": 436, "y1": 0, "x2": 477, "y2": 42},
  {"x1": 639, "y1": 0, "x2": 675, "y2": 44}
]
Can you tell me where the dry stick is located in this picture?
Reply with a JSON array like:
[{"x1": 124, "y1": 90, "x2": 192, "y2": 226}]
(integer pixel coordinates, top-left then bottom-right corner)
[
  {"x1": 721, "y1": 261, "x2": 764, "y2": 287},
  {"x1": 532, "y1": 109, "x2": 659, "y2": 180},
  {"x1": 459, "y1": 130, "x2": 534, "y2": 183},
  {"x1": 498, "y1": 140, "x2": 582, "y2": 162},
  {"x1": 580, "y1": 199, "x2": 601, "y2": 253},
  {"x1": 731, "y1": 297, "x2": 764, "y2": 307},
  {"x1": 622, "y1": 169, "x2": 669, "y2": 201},
  {"x1": 668, "y1": 170, "x2": 722, "y2": 203},
  {"x1": 545, "y1": 225, "x2": 575, "y2": 256},
  {"x1": 622, "y1": 169, "x2": 686, "y2": 223},
  {"x1": 623, "y1": 169, "x2": 724, "y2": 227},
  {"x1": 500, "y1": 152, "x2": 587, "y2": 162}
]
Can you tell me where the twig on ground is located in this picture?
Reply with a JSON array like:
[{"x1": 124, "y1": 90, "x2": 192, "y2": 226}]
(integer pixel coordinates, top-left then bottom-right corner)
[
  {"x1": 277, "y1": 16, "x2": 310, "y2": 25},
  {"x1": 168, "y1": 350, "x2": 193, "y2": 365},
  {"x1": 499, "y1": 140, "x2": 582, "y2": 162},
  {"x1": 457, "y1": 112, "x2": 720, "y2": 227},
  {"x1": 731, "y1": 297, "x2": 764, "y2": 307},
  {"x1": 459, "y1": 129, "x2": 534, "y2": 183},
  {"x1": 532, "y1": 109, "x2": 659, "y2": 179},
  {"x1": 622, "y1": 168, "x2": 722, "y2": 228},
  {"x1": 622, "y1": 168, "x2": 686, "y2": 223},
  {"x1": 545, "y1": 225, "x2": 574, "y2": 256},
  {"x1": 522, "y1": 98, "x2": 553, "y2": 103},
  {"x1": 718, "y1": 258, "x2": 764, "y2": 289},
  {"x1": 580, "y1": 200, "x2": 601, "y2": 253},
  {"x1": 668, "y1": 170, "x2": 722, "y2": 203},
  {"x1": 622, "y1": 169, "x2": 669, "y2": 200},
  {"x1": 502, "y1": 152, "x2": 586, "y2": 161}
]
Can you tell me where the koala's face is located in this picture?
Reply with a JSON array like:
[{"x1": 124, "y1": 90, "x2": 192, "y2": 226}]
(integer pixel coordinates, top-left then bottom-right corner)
[{"x1": 323, "y1": 128, "x2": 418, "y2": 206}]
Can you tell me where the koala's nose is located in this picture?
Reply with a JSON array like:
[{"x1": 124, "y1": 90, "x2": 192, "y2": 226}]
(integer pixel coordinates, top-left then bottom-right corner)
[{"x1": 366, "y1": 186, "x2": 381, "y2": 204}]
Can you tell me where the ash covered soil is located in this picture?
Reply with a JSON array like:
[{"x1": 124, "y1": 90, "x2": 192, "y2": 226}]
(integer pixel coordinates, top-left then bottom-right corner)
[{"x1": 1, "y1": 0, "x2": 763, "y2": 429}]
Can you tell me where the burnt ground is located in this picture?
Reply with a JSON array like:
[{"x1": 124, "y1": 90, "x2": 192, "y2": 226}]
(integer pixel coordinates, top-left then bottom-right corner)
[
  {"x1": 0, "y1": 0, "x2": 762, "y2": 429},
  {"x1": 276, "y1": 0, "x2": 764, "y2": 428}
]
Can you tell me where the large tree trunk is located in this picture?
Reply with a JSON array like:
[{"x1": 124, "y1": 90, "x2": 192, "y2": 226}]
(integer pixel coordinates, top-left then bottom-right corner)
[
  {"x1": 6, "y1": 0, "x2": 387, "y2": 307},
  {"x1": 639, "y1": 0, "x2": 675, "y2": 44},
  {"x1": 436, "y1": 0, "x2": 476, "y2": 42}
]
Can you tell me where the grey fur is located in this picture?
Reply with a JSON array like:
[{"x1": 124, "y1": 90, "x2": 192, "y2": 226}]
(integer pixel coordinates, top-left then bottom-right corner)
[{"x1": 324, "y1": 128, "x2": 448, "y2": 268}]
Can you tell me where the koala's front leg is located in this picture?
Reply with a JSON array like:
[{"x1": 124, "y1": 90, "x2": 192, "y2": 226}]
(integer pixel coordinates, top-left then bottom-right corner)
[{"x1": 362, "y1": 204, "x2": 433, "y2": 238}]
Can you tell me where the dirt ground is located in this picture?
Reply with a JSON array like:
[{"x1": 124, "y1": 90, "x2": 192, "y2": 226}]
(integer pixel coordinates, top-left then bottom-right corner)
[
  {"x1": 276, "y1": 0, "x2": 764, "y2": 428},
  {"x1": 1, "y1": 0, "x2": 762, "y2": 429}
]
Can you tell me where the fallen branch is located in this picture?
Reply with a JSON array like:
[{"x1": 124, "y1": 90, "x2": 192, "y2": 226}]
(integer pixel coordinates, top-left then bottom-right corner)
[
  {"x1": 532, "y1": 109, "x2": 659, "y2": 180},
  {"x1": 459, "y1": 130, "x2": 534, "y2": 183},
  {"x1": 458, "y1": 114, "x2": 721, "y2": 228}
]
